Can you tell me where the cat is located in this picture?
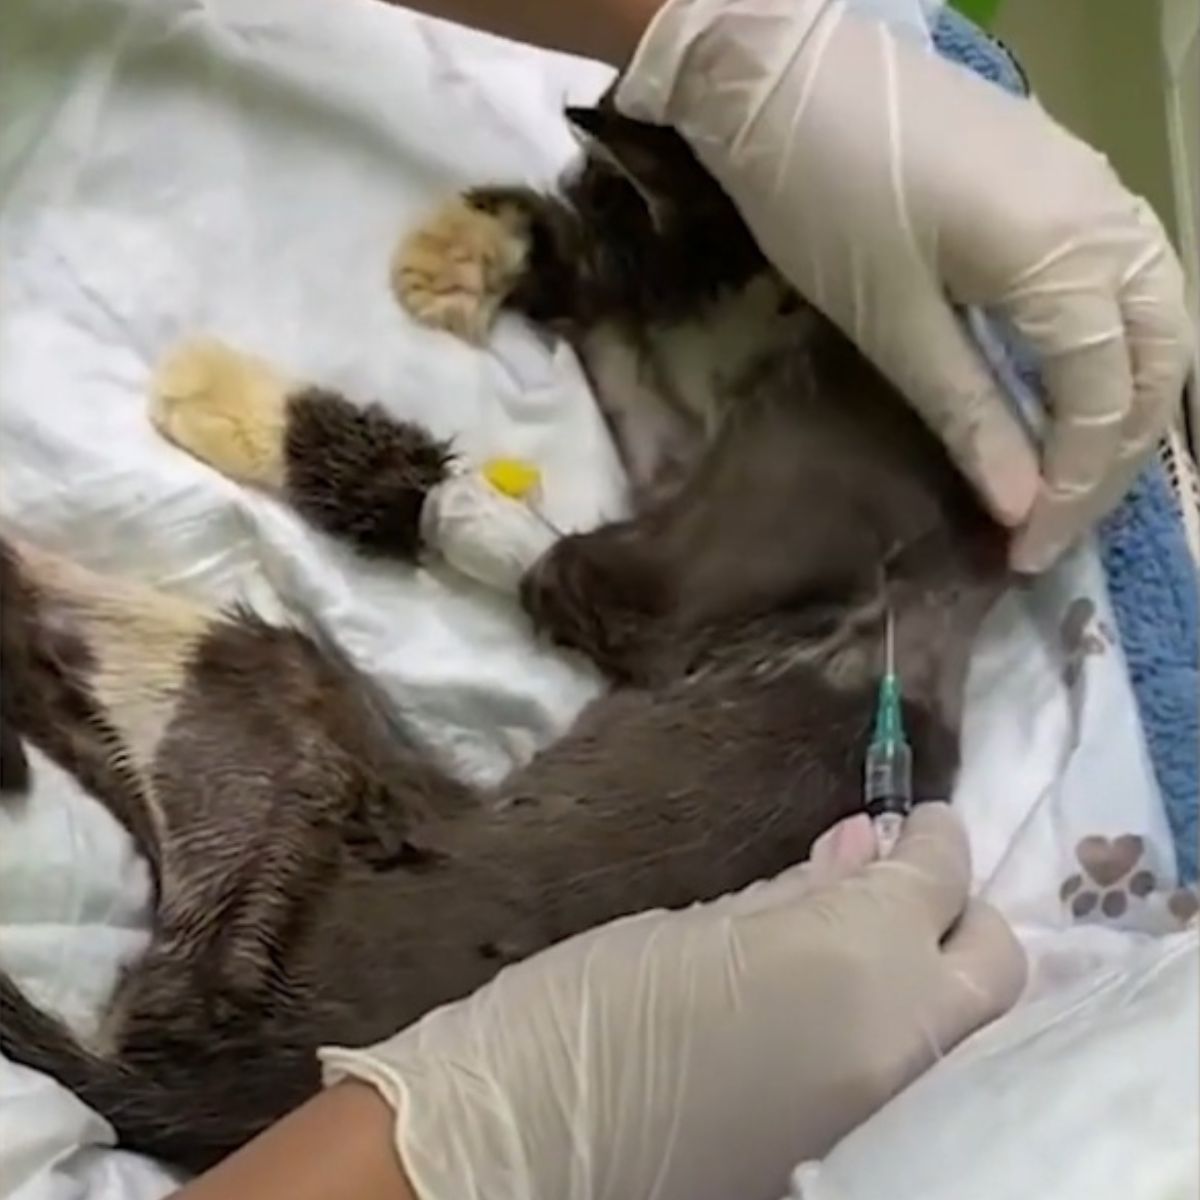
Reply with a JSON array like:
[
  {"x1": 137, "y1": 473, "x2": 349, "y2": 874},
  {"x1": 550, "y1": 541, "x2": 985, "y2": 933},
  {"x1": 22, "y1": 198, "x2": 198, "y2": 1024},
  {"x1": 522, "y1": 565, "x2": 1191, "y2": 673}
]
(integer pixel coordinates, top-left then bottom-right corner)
[{"x1": 0, "y1": 101, "x2": 1008, "y2": 1172}]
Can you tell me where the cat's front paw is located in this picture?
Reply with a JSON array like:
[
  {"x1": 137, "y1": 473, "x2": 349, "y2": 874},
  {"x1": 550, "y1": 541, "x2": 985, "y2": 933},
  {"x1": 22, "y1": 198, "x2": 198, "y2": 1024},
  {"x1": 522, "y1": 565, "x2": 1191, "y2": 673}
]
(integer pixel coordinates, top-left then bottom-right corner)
[
  {"x1": 519, "y1": 528, "x2": 666, "y2": 684},
  {"x1": 150, "y1": 339, "x2": 289, "y2": 488},
  {"x1": 392, "y1": 197, "x2": 530, "y2": 343}
]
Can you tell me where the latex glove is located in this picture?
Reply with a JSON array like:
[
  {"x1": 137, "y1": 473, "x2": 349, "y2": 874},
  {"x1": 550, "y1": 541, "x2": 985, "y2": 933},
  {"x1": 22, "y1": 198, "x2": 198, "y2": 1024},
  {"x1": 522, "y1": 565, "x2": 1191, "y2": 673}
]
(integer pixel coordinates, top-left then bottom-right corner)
[
  {"x1": 321, "y1": 805, "x2": 1025, "y2": 1200},
  {"x1": 789, "y1": 929, "x2": 1199, "y2": 1199},
  {"x1": 615, "y1": 0, "x2": 1194, "y2": 573}
]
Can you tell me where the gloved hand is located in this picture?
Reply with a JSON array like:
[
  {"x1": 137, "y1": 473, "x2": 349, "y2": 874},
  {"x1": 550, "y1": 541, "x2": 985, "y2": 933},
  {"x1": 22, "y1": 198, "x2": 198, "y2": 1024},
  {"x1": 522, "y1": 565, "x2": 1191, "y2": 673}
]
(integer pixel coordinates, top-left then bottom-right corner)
[
  {"x1": 321, "y1": 805, "x2": 1025, "y2": 1200},
  {"x1": 614, "y1": 0, "x2": 1194, "y2": 573}
]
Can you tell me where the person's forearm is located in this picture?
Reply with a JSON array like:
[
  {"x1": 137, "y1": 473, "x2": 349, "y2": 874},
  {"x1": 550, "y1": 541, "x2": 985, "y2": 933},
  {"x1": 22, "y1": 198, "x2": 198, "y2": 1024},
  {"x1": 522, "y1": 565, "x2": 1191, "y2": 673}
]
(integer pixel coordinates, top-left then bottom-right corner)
[
  {"x1": 377, "y1": 0, "x2": 664, "y2": 64},
  {"x1": 173, "y1": 1082, "x2": 416, "y2": 1200}
]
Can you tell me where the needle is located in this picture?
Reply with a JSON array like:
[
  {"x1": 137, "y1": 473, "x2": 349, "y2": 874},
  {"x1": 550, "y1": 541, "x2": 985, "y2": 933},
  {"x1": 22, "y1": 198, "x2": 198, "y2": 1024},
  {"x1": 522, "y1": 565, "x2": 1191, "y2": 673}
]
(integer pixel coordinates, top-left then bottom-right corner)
[{"x1": 864, "y1": 606, "x2": 913, "y2": 858}]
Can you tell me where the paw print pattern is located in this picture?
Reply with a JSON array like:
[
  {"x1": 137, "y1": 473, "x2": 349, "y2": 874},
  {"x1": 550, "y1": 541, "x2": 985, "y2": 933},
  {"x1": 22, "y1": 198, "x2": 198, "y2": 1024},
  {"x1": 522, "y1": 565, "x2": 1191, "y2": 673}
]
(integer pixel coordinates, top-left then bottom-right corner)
[
  {"x1": 1167, "y1": 887, "x2": 1200, "y2": 925},
  {"x1": 1060, "y1": 834, "x2": 1154, "y2": 919},
  {"x1": 1060, "y1": 834, "x2": 1199, "y2": 933}
]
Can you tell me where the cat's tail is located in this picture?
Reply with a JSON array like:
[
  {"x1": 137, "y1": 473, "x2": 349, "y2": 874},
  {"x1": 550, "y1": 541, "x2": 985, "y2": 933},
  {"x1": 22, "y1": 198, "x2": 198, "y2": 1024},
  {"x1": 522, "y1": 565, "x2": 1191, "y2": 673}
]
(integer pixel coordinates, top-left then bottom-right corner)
[{"x1": 0, "y1": 970, "x2": 319, "y2": 1171}]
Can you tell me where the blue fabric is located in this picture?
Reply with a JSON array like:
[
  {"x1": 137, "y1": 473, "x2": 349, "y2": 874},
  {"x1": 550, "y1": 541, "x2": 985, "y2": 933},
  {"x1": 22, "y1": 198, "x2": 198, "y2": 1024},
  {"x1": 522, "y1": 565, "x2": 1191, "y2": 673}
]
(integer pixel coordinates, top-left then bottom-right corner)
[
  {"x1": 1097, "y1": 473, "x2": 1200, "y2": 881},
  {"x1": 932, "y1": 6, "x2": 1200, "y2": 881}
]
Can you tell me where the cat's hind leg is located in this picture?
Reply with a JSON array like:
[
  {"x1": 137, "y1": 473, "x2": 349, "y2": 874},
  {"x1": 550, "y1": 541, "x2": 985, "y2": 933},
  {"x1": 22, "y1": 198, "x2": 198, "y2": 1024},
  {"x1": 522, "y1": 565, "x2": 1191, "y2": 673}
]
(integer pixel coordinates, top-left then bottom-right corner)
[
  {"x1": 1, "y1": 534, "x2": 215, "y2": 864},
  {"x1": 1, "y1": 533, "x2": 479, "y2": 1169},
  {"x1": 150, "y1": 340, "x2": 451, "y2": 560}
]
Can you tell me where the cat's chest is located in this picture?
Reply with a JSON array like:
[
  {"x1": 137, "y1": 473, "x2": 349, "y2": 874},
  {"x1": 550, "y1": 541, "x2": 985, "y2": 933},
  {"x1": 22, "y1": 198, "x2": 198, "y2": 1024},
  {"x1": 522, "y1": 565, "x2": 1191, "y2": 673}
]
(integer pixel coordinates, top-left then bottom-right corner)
[{"x1": 577, "y1": 273, "x2": 802, "y2": 499}]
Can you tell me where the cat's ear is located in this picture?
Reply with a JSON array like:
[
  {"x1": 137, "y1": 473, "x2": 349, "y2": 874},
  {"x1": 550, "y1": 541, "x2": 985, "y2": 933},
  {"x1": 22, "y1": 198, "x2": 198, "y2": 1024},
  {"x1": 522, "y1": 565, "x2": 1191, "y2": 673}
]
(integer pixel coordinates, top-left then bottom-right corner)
[{"x1": 565, "y1": 106, "x2": 693, "y2": 223}]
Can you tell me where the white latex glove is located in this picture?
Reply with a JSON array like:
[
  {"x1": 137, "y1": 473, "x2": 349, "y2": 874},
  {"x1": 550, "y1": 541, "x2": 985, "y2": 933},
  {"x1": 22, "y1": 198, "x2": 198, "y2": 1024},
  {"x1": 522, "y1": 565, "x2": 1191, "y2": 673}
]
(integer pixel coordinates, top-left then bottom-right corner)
[
  {"x1": 321, "y1": 805, "x2": 1025, "y2": 1200},
  {"x1": 789, "y1": 929, "x2": 1199, "y2": 1199},
  {"x1": 615, "y1": 0, "x2": 1194, "y2": 573}
]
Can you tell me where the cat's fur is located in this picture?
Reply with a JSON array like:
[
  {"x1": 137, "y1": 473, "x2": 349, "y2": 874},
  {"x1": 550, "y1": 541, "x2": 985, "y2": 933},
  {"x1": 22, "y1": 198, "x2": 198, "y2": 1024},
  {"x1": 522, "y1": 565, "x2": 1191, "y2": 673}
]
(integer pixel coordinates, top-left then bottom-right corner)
[{"x1": 0, "y1": 104, "x2": 1007, "y2": 1172}]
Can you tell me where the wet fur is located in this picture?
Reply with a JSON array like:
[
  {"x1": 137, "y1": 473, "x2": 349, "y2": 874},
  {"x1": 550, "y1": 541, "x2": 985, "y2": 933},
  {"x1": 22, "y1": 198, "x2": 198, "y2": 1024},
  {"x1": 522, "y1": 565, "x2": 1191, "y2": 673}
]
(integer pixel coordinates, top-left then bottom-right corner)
[{"x1": 0, "y1": 104, "x2": 1008, "y2": 1171}]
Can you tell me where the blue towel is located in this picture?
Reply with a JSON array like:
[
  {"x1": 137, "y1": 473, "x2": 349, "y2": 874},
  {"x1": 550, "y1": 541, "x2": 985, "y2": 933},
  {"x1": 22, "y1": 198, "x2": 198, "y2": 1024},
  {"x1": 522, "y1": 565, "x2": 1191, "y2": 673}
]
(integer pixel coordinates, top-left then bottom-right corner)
[{"x1": 933, "y1": 6, "x2": 1200, "y2": 881}]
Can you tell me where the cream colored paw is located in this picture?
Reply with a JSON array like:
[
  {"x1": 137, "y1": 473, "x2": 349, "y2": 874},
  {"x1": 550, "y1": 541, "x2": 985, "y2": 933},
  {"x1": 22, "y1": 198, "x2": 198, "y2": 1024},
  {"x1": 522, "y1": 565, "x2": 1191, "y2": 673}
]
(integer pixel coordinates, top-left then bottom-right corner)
[
  {"x1": 150, "y1": 339, "x2": 290, "y2": 488},
  {"x1": 392, "y1": 198, "x2": 529, "y2": 342}
]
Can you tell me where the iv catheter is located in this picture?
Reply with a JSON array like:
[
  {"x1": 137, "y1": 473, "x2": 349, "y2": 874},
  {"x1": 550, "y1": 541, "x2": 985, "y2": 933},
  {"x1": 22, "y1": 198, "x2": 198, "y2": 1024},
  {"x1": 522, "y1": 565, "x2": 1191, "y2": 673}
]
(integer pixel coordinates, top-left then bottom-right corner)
[{"x1": 864, "y1": 607, "x2": 913, "y2": 858}]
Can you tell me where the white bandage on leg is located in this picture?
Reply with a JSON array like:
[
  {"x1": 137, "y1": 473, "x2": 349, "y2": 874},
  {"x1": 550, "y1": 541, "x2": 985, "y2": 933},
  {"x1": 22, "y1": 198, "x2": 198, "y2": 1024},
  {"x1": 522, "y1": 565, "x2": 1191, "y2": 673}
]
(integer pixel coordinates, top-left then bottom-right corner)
[{"x1": 421, "y1": 471, "x2": 559, "y2": 594}]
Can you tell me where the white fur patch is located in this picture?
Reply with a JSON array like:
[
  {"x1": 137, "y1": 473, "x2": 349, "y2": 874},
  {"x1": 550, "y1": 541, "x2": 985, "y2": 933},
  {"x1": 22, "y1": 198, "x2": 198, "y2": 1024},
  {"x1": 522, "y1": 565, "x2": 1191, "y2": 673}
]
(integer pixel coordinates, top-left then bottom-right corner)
[
  {"x1": 20, "y1": 543, "x2": 212, "y2": 821},
  {"x1": 650, "y1": 274, "x2": 795, "y2": 432},
  {"x1": 580, "y1": 274, "x2": 800, "y2": 497}
]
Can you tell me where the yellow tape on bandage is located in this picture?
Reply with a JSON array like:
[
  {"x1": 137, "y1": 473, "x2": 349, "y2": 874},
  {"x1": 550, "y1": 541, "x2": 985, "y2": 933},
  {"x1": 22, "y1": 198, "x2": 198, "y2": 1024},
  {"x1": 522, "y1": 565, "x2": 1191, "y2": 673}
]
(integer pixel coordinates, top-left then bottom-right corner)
[{"x1": 482, "y1": 458, "x2": 541, "y2": 501}]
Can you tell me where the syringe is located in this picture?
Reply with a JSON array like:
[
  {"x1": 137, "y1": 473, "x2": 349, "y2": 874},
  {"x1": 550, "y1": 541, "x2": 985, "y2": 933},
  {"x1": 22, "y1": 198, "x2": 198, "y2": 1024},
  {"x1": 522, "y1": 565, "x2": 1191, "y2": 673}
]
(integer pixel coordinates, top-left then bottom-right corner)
[{"x1": 864, "y1": 607, "x2": 913, "y2": 858}]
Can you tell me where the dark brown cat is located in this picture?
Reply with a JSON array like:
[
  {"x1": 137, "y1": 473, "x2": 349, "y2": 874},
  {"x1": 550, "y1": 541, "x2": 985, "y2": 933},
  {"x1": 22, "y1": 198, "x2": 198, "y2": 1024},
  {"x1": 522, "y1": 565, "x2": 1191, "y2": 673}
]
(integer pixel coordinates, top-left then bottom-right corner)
[{"x1": 0, "y1": 104, "x2": 1007, "y2": 1172}]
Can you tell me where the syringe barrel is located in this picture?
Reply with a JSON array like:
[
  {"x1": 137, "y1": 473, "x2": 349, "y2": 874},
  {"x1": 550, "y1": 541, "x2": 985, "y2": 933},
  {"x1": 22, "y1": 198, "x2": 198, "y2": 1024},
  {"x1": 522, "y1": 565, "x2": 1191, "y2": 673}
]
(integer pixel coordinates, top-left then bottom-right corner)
[{"x1": 864, "y1": 739, "x2": 913, "y2": 817}]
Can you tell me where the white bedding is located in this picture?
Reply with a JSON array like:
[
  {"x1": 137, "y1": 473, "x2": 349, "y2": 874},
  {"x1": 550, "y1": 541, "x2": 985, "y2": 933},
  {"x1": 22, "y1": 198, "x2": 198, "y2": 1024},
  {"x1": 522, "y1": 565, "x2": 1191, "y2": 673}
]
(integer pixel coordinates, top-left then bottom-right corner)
[
  {"x1": 0, "y1": 1, "x2": 1194, "y2": 1197},
  {"x1": 792, "y1": 928, "x2": 1200, "y2": 1199}
]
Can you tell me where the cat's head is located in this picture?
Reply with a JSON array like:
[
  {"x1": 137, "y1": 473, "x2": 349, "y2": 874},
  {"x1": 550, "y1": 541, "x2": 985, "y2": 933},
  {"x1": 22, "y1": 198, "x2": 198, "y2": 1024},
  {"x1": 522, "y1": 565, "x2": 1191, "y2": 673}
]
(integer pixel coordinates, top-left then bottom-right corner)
[
  {"x1": 564, "y1": 103, "x2": 724, "y2": 226},
  {"x1": 563, "y1": 100, "x2": 767, "y2": 300}
]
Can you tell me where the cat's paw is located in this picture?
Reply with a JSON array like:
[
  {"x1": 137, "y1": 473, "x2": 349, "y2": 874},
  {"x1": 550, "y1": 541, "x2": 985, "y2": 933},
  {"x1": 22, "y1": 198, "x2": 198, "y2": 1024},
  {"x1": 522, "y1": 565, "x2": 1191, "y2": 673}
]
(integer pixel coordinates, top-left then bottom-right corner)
[
  {"x1": 150, "y1": 339, "x2": 289, "y2": 488},
  {"x1": 392, "y1": 197, "x2": 529, "y2": 343}
]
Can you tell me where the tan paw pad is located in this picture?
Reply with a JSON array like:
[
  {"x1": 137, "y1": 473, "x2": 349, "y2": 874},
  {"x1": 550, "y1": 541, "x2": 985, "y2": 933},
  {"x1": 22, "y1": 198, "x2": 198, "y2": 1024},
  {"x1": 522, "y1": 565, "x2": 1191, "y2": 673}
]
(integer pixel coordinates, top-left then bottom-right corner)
[
  {"x1": 391, "y1": 198, "x2": 529, "y2": 342},
  {"x1": 150, "y1": 339, "x2": 290, "y2": 488}
]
